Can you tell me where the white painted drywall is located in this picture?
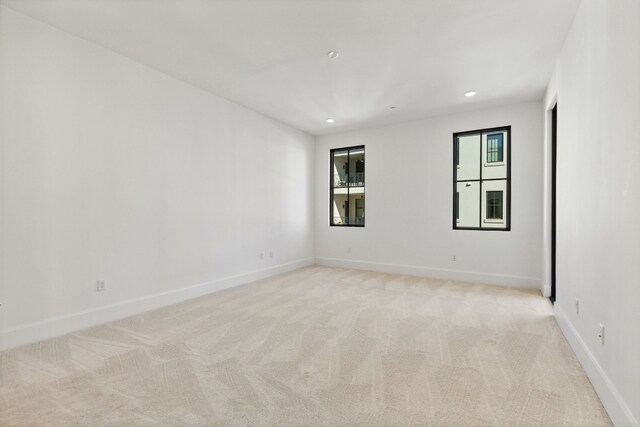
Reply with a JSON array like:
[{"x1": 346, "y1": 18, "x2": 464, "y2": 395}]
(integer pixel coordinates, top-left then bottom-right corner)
[
  {"x1": 543, "y1": 0, "x2": 640, "y2": 425},
  {"x1": 315, "y1": 101, "x2": 543, "y2": 288},
  {"x1": 0, "y1": 7, "x2": 314, "y2": 349}
]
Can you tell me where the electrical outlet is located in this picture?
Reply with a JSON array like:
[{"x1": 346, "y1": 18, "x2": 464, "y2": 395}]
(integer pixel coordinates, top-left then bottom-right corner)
[
  {"x1": 269, "y1": 251, "x2": 273, "y2": 258},
  {"x1": 598, "y1": 324, "x2": 605, "y2": 344},
  {"x1": 347, "y1": 247, "x2": 352, "y2": 254},
  {"x1": 575, "y1": 298, "x2": 579, "y2": 314},
  {"x1": 96, "y1": 280, "x2": 107, "y2": 292},
  {"x1": 260, "y1": 252, "x2": 264, "y2": 260},
  {"x1": 451, "y1": 254, "x2": 457, "y2": 262}
]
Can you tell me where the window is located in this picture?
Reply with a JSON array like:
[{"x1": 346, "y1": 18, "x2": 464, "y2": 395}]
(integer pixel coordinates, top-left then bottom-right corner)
[
  {"x1": 453, "y1": 126, "x2": 510, "y2": 230},
  {"x1": 486, "y1": 133, "x2": 503, "y2": 163},
  {"x1": 486, "y1": 191, "x2": 503, "y2": 219},
  {"x1": 330, "y1": 146, "x2": 365, "y2": 226}
]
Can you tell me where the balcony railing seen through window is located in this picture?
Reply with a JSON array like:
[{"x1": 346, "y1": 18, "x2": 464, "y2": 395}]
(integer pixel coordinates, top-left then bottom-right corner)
[
  {"x1": 330, "y1": 146, "x2": 365, "y2": 227},
  {"x1": 332, "y1": 216, "x2": 365, "y2": 226},
  {"x1": 332, "y1": 172, "x2": 365, "y2": 187}
]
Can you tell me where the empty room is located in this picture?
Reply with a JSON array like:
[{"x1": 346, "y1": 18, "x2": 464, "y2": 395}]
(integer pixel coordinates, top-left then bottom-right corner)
[{"x1": 0, "y1": 0, "x2": 638, "y2": 425}]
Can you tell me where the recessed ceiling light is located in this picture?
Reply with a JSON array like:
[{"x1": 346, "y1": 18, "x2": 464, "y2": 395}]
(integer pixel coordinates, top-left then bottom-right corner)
[
  {"x1": 326, "y1": 118, "x2": 335, "y2": 123},
  {"x1": 465, "y1": 90, "x2": 477, "y2": 97},
  {"x1": 326, "y1": 51, "x2": 339, "y2": 59}
]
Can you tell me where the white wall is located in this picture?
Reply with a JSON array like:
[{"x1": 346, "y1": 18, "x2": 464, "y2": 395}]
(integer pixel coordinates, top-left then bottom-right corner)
[
  {"x1": 0, "y1": 7, "x2": 314, "y2": 350},
  {"x1": 315, "y1": 101, "x2": 543, "y2": 288},
  {"x1": 543, "y1": 1, "x2": 640, "y2": 425}
]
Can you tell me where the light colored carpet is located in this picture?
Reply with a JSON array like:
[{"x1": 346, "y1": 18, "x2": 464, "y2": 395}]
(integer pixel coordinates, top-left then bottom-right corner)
[{"x1": 0, "y1": 265, "x2": 611, "y2": 426}]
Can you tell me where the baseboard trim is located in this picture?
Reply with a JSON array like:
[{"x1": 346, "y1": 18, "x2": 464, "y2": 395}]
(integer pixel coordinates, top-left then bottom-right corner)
[
  {"x1": 554, "y1": 305, "x2": 639, "y2": 427},
  {"x1": 542, "y1": 283, "x2": 552, "y2": 297},
  {"x1": 0, "y1": 257, "x2": 314, "y2": 351},
  {"x1": 315, "y1": 257, "x2": 540, "y2": 289}
]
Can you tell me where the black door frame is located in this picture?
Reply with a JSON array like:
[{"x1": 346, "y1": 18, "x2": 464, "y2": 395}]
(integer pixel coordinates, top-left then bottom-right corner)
[{"x1": 550, "y1": 104, "x2": 557, "y2": 303}]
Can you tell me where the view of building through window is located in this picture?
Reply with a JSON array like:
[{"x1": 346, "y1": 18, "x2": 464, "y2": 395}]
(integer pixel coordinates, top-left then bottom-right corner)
[
  {"x1": 453, "y1": 126, "x2": 510, "y2": 230},
  {"x1": 330, "y1": 146, "x2": 365, "y2": 226}
]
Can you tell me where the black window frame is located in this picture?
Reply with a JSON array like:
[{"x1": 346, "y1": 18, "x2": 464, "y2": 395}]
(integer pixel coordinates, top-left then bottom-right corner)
[
  {"x1": 330, "y1": 145, "x2": 365, "y2": 227},
  {"x1": 453, "y1": 126, "x2": 511, "y2": 231}
]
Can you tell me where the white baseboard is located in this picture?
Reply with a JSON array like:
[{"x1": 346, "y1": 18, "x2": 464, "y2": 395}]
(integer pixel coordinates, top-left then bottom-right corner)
[
  {"x1": 0, "y1": 257, "x2": 314, "y2": 352},
  {"x1": 542, "y1": 283, "x2": 552, "y2": 297},
  {"x1": 315, "y1": 257, "x2": 540, "y2": 289},
  {"x1": 554, "y1": 306, "x2": 639, "y2": 427}
]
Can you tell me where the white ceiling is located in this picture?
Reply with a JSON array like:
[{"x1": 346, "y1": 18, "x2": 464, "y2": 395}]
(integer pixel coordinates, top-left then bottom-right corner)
[{"x1": 2, "y1": 0, "x2": 580, "y2": 136}]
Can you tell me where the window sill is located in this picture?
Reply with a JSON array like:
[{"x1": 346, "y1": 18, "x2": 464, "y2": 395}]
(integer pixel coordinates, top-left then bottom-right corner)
[
  {"x1": 484, "y1": 162, "x2": 504, "y2": 167},
  {"x1": 483, "y1": 219, "x2": 504, "y2": 224}
]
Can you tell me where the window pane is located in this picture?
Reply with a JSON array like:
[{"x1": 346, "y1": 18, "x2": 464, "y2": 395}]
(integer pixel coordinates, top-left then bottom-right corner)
[
  {"x1": 353, "y1": 194, "x2": 365, "y2": 225},
  {"x1": 331, "y1": 188, "x2": 348, "y2": 225},
  {"x1": 456, "y1": 181, "x2": 480, "y2": 228},
  {"x1": 457, "y1": 134, "x2": 481, "y2": 180},
  {"x1": 486, "y1": 133, "x2": 503, "y2": 163},
  {"x1": 482, "y1": 131, "x2": 507, "y2": 179},
  {"x1": 332, "y1": 148, "x2": 349, "y2": 188},
  {"x1": 349, "y1": 148, "x2": 365, "y2": 187},
  {"x1": 481, "y1": 180, "x2": 507, "y2": 229}
]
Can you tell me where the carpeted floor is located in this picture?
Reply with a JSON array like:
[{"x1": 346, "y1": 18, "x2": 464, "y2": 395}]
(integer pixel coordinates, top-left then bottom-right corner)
[{"x1": 0, "y1": 265, "x2": 611, "y2": 426}]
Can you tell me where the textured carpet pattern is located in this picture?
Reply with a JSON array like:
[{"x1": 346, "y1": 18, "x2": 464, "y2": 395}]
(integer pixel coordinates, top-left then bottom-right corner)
[{"x1": 0, "y1": 266, "x2": 611, "y2": 426}]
